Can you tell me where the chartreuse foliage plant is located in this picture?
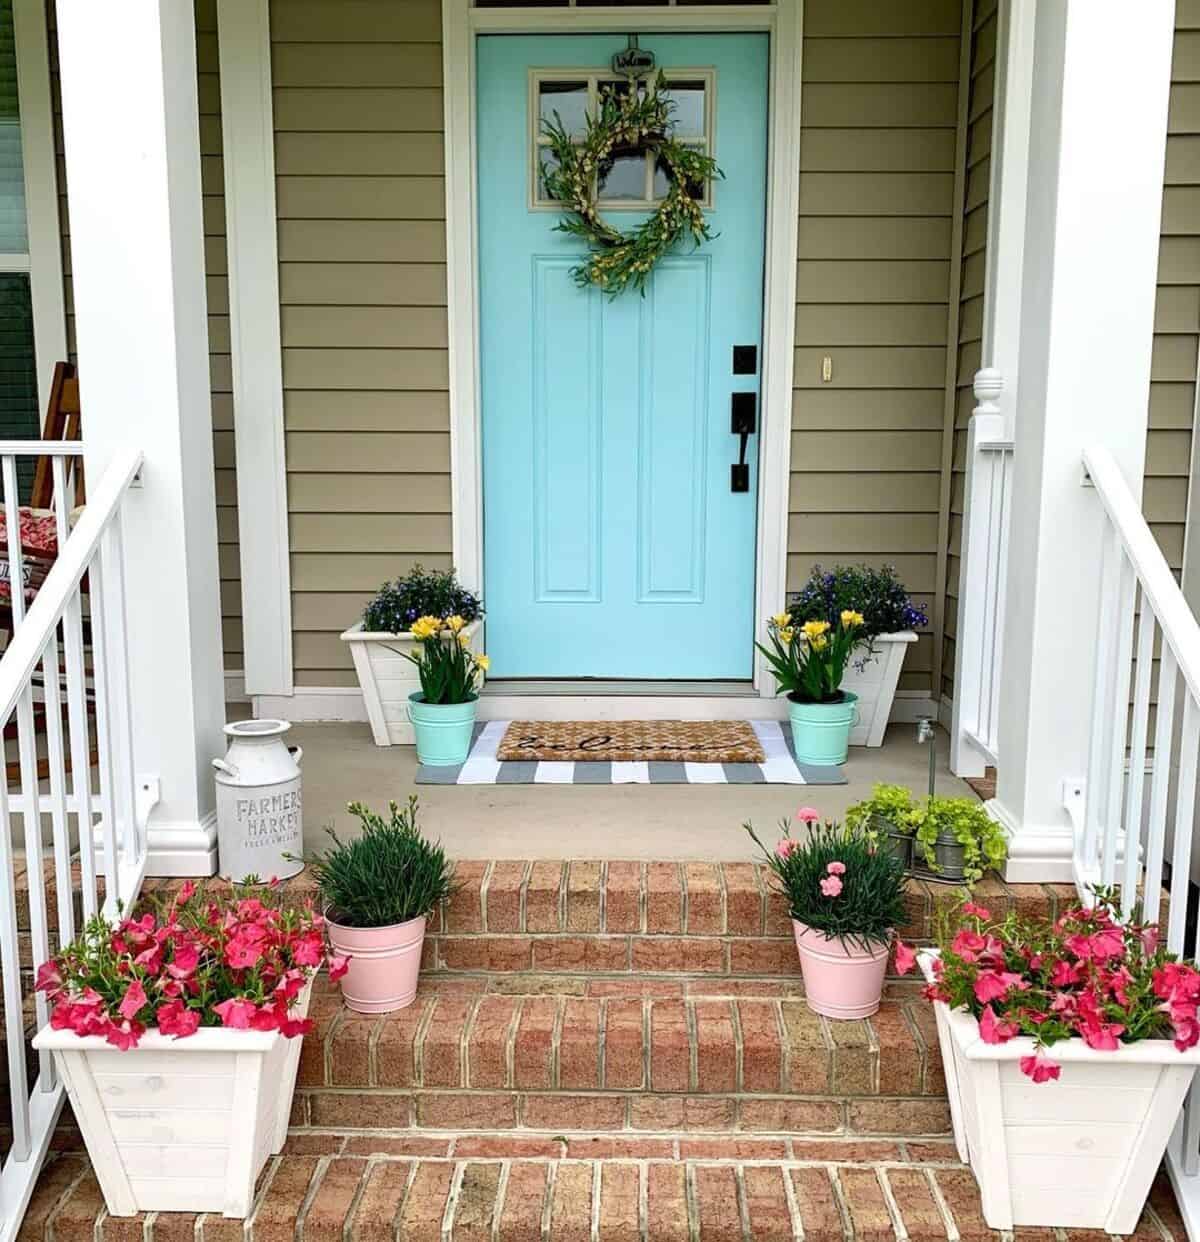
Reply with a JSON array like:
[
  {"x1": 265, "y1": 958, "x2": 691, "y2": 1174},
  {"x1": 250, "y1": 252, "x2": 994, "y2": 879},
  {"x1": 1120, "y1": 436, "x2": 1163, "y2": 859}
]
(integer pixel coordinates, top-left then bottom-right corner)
[
  {"x1": 34, "y1": 881, "x2": 346, "y2": 1049},
  {"x1": 923, "y1": 890, "x2": 1200, "y2": 1083},
  {"x1": 757, "y1": 610, "x2": 866, "y2": 703},
  {"x1": 745, "y1": 813, "x2": 908, "y2": 953},
  {"x1": 305, "y1": 797, "x2": 456, "y2": 930},
  {"x1": 845, "y1": 783, "x2": 916, "y2": 838},
  {"x1": 910, "y1": 796, "x2": 1007, "y2": 884}
]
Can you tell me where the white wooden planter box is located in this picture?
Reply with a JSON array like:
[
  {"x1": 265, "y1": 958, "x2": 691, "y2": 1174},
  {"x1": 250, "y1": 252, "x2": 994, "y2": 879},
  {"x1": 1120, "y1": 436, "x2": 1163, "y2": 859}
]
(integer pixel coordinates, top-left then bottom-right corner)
[
  {"x1": 842, "y1": 631, "x2": 917, "y2": 747},
  {"x1": 32, "y1": 984, "x2": 311, "y2": 1218},
  {"x1": 919, "y1": 952, "x2": 1200, "y2": 1232},
  {"x1": 341, "y1": 620, "x2": 483, "y2": 746}
]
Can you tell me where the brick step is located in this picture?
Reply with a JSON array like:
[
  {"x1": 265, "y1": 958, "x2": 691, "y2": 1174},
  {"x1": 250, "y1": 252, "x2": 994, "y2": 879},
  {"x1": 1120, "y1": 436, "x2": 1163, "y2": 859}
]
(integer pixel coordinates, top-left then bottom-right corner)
[
  {"x1": 293, "y1": 978, "x2": 950, "y2": 1139},
  {"x1": 23, "y1": 1145, "x2": 1188, "y2": 1241}
]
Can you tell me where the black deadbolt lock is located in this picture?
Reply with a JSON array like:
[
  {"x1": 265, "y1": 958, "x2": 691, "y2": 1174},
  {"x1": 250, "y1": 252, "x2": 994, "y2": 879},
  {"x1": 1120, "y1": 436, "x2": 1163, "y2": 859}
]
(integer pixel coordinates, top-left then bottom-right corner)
[{"x1": 733, "y1": 345, "x2": 757, "y2": 375}]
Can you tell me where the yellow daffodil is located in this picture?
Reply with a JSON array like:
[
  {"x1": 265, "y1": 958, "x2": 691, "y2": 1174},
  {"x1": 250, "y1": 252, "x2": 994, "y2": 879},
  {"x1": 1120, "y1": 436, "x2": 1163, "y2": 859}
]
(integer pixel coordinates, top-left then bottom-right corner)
[
  {"x1": 840, "y1": 610, "x2": 865, "y2": 629},
  {"x1": 771, "y1": 612, "x2": 792, "y2": 630},
  {"x1": 801, "y1": 620, "x2": 830, "y2": 639},
  {"x1": 777, "y1": 627, "x2": 795, "y2": 646},
  {"x1": 810, "y1": 635, "x2": 829, "y2": 652},
  {"x1": 458, "y1": 632, "x2": 471, "y2": 648},
  {"x1": 476, "y1": 654, "x2": 490, "y2": 672},
  {"x1": 446, "y1": 615, "x2": 466, "y2": 633},
  {"x1": 410, "y1": 615, "x2": 441, "y2": 641}
]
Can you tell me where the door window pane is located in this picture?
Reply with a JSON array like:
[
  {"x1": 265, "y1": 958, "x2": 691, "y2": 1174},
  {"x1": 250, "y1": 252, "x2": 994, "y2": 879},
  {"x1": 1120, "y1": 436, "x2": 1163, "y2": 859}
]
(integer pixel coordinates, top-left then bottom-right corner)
[
  {"x1": 539, "y1": 80, "x2": 588, "y2": 138},
  {"x1": 598, "y1": 151, "x2": 645, "y2": 201},
  {"x1": 662, "y1": 81, "x2": 705, "y2": 139},
  {"x1": 0, "y1": 273, "x2": 40, "y2": 495}
]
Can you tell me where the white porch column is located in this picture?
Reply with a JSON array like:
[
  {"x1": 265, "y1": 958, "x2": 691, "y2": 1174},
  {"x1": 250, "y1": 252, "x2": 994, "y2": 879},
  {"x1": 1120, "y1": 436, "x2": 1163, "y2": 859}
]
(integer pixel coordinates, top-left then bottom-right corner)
[
  {"x1": 992, "y1": 2, "x2": 1174, "y2": 882},
  {"x1": 56, "y1": 0, "x2": 225, "y2": 875}
]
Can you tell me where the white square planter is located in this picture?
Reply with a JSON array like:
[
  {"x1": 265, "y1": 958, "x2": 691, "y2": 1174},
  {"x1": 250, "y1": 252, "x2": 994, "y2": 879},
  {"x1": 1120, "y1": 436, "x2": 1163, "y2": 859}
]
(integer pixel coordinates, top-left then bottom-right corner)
[
  {"x1": 32, "y1": 984, "x2": 311, "y2": 1218},
  {"x1": 841, "y1": 631, "x2": 917, "y2": 747},
  {"x1": 341, "y1": 619, "x2": 483, "y2": 746},
  {"x1": 919, "y1": 952, "x2": 1200, "y2": 1232}
]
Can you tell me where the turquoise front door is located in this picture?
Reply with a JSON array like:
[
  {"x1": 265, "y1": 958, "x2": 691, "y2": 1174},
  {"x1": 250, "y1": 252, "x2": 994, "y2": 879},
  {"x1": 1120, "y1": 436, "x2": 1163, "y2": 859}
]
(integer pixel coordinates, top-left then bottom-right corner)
[{"x1": 477, "y1": 33, "x2": 768, "y2": 679}]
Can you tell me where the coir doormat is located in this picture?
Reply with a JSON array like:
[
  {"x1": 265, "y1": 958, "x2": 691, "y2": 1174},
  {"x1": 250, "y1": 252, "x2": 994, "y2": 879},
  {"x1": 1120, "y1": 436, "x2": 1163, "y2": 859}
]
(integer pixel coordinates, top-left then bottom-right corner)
[{"x1": 496, "y1": 719, "x2": 765, "y2": 764}]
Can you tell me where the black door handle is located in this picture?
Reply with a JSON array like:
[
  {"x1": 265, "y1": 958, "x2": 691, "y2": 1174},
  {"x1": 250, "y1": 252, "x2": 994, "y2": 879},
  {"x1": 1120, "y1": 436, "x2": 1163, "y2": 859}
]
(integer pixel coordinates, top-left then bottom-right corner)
[{"x1": 731, "y1": 392, "x2": 756, "y2": 492}]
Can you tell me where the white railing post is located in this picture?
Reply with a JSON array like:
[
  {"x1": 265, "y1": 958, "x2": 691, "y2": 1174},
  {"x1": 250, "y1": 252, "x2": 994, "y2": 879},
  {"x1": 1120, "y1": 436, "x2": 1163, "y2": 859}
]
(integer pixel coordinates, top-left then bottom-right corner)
[
  {"x1": 950, "y1": 369, "x2": 1012, "y2": 778},
  {"x1": 0, "y1": 445, "x2": 146, "y2": 1242}
]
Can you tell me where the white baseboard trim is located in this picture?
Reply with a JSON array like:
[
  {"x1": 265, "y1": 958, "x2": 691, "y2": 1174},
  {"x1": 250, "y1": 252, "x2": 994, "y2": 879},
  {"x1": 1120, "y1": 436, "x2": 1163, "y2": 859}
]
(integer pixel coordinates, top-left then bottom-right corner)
[
  {"x1": 225, "y1": 668, "x2": 249, "y2": 704},
  {"x1": 254, "y1": 686, "x2": 369, "y2": 723},
  {"x1": 254, "y1": 685, "x2": 939, "y2": 728},
  {"x1": 94, "y1": 811, "x2": 219, "y2": 879}
]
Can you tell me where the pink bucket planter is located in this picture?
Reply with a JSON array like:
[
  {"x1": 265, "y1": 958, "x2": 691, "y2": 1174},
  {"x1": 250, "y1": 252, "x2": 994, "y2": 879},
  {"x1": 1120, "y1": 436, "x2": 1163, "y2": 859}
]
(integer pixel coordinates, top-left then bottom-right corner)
[
  {"x1": 326, "y1": 914, "x2": 426, "y2": 1014},
  {"x1": 792, "y1": 920, "x2": 890, "y2": 1019}
]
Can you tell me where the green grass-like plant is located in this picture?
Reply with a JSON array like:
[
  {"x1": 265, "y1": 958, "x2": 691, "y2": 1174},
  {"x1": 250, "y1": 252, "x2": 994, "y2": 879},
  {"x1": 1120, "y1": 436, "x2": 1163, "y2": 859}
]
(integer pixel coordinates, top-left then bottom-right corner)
[
  {"x1": 305, "y1": 797, "x2": 456, "y2": 929},
  {"x1": 745, "y1": 817, "x2": 907, "y2": 951}
]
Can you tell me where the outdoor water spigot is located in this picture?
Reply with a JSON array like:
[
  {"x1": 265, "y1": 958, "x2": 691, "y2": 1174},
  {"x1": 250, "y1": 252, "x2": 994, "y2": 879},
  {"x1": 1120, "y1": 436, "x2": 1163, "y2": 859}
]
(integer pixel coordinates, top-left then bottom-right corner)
[{"x1": 916, "y1": 716, "x2": 936, "y2": 800}]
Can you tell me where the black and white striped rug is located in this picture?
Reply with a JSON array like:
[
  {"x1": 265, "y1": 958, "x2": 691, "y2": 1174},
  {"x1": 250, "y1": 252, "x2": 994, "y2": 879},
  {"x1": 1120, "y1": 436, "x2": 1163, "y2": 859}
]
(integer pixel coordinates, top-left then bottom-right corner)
[{"x1": 415, "y1": 720, "x2": 847, "y2": 785}]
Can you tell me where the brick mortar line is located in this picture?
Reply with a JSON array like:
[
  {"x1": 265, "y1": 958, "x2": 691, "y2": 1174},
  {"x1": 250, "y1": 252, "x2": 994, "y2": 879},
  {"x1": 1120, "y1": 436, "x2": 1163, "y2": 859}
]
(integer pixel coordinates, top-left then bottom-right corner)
[
  {"x1": 734, "y1": 1165, "x2": 753, "y2": 1242},
  {"x1": 638, "y1": 1161, "x2": 650, "y2": 1242},
  {"x1": 598, "y1": 861, "x2": 609, "y2": 936},
  {"x1": 503, "y1": 995, "x2": 524, "y2": 1089},
  {"x1": 922, "y1": 1165, "x2": 960, "y2": 1241},
  {"x1": 478, "y1": 860, "x2": 497, "y2": 932},
  {"x1": 300, "y1": 1085, "x2": 952, "y2": 1105},
  {"x1": 294, "y1": 1152, "x2": 332, "y2": 1241},
  {"x1": 492, "y1": 1159, "x2": 511, "y2": 1242},
  {"x1": 782, "y1": 1164, "x2": 806, "y2": 1242},
  {"x1": 901, "y1": 1000, "x2": 933, "y2": 1095},
  {"x1": 717, "y1": 865, "x2": 730, "y2": 938},
  {"x1": 684, "y1": 1162, "x2": 701, "y2": 1242},
  {"x1": 729, "y1": 997, "x2": 746, "y2": 1094},
  {"x1": 597, "y1": 997, "x2": 609, "y2": 1088},
  {"x1": 411, "y1": 995, "x2": 438, "y2": 1088},
  {"x1": 539, "y1": 1159, "x2": 557, "y2": 1239},
  {"x1": 863, "y1": 1010, "x2": 880, "y2": 1096},
  {"x1": 685, "y1": 999, "x2": 699, "y2": 1093},
  {"x1": 638, "y1": 862, "x2": 648, "y2": 935},
  {"x1": 459, "y1": 994, "x2": 484, "y2": 1088},
  {"x1": 440, "y1": 1159, "x2": 466, "y2": 1240},
  {"x1": 366, "y1": 1012, "x2": 385, "y2": 1088},
  {"x1": 238, "y1": 1153, "x2": 283, "y2": 1242},
  {"x1": 392, "y1": 1156, "x2": 420, "y2": 1238},
  {"x1": 550, "y1": 994, "x2": 565, "y2": 1089},
  {"x1": 826, "y1": 1165, "x2": 855, "y2": 1242},
  {"x1": 589, "y1": 1160, "x2": 602, "y2": 1242},
  {"x1": 876, "y1": 1166, "x2": 909, "y2": 1242},
  {"x1": 338, "y1": 1153, "x2": 375, "y2": 1242}
]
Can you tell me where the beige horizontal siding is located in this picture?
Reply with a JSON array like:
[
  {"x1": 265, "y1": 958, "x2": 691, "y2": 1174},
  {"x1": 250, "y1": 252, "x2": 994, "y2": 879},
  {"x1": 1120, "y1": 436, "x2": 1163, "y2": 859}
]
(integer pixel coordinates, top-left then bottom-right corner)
[
  {"x1": 271, "y1": 0, "x2": 449, "y2": 684},
  {"x1": 1147, "y1": 18, "x2": 1200, "y2": 582},
  {"x1": 791, "y1": 0, "x2": 962, "y2": 697},
  {"x1": 941, "y1": 0, "x2": 994, "y2": 703}
]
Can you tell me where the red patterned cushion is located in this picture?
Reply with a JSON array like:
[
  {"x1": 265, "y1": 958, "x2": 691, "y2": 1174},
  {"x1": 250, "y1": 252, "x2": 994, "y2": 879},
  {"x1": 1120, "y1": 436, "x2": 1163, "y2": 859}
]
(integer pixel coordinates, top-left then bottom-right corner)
[{"x1": 0, "y1": 507, "x2": 58, "y2": 604}]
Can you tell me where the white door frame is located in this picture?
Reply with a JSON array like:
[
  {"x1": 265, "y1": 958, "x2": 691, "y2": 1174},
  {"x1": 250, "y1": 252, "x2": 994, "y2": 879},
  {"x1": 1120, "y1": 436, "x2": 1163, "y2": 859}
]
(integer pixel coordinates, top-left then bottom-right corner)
[{"x1": 441, "y1": 0, "x2": 803, "y2": 700}]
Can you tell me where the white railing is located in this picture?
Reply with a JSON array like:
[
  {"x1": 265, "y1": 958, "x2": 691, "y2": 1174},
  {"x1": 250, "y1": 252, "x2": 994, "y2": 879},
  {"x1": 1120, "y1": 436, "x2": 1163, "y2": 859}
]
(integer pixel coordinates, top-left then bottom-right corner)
[
  {"x1": 1072, "y1": 445, "x2": 1200, "y2": 1220},
  {"x1": 0, "y1": 443, "x2": 145, "y2": 1242},
  {"x1": 950, "y1": 369, "x2": 1014, "y2": 778}
]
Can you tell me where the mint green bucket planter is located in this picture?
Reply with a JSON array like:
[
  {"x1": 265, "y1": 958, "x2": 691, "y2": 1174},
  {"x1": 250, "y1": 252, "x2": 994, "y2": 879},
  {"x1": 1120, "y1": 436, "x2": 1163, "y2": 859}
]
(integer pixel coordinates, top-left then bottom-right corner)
[
  {"x1": 787, "y1": 691, "x2": 859, "y2": 766},
  {"x1": 407, "y1": 693, "x2": 478, "y2": 765}
]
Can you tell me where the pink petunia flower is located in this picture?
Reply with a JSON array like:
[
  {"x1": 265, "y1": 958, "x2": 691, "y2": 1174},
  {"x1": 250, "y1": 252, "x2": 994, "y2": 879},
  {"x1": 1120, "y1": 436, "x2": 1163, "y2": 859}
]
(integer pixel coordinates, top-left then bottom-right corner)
[
  {"x1": 156, "y1": 999, "x2": 201, "y2": 1039},
  {"x1": 214, "y1": 997, "x2": 258, "y2": 1030},
  {"x1": 893, "y1": 941, "x2": 916, "y2": 976},
  {"x1": 328, "y1": 954, "x2": 350, "y2": 982},
  {"x1": 819, "y1": 875, "x2": 843, "y2": 898},
  {"x1": 825, "y1": 861, "x2": 846, "y2": 876},
  {"x1": 961, "y1": 902, "x2": 992, "y2": 921},
  {"x1": 979, "y1": 1005, "x2": 1019, "y2": 1044},
  {"x1": 1079, "y1": 1018, "x2": 1125, "y2": 1051},
  {"x1": 1019, "y1": 1052, "x2": 1061, "y2": 1083},
  {"x1": 973, "y1": 970, "x2": 1028, "y2": 1005},
  {"x1": 118, "y1": 978, "x2": 148, "y2": 1022},
  {"x1": 950, "y1": 929, "x2": 986, "y2": 962}
]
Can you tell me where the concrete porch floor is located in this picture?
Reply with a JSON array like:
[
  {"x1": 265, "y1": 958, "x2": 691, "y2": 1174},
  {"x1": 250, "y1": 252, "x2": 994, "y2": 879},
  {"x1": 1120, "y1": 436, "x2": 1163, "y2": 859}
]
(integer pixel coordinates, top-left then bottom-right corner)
[{"x1": 285, "y1": 719, "x2": 972, "y2": 859}]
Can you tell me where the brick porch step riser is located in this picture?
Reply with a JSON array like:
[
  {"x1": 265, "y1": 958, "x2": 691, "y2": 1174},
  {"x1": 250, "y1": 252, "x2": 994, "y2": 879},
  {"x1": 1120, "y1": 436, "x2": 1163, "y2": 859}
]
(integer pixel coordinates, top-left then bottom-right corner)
[{"x1": 295, "y1": 990, "x2": 949, "y2": 1138}]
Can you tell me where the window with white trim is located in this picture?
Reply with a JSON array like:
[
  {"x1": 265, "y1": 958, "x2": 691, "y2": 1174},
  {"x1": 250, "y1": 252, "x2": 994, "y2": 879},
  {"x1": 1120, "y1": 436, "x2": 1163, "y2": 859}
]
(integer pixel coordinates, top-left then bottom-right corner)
[{"x1": 531, "y1": 69, "x2": 715, "y2": 210}]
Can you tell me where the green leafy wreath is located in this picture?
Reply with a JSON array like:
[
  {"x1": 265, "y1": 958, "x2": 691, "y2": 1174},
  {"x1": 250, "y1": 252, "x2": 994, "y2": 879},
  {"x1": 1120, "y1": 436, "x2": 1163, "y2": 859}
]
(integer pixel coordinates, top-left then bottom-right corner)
[{"x1": 540, "y1": 73, "x2": 722, "y2": 297}]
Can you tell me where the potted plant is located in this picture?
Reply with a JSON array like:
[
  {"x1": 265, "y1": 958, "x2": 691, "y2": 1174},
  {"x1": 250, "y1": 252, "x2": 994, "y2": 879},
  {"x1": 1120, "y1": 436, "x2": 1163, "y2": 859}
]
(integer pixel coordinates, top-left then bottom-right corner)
[
  {"x1": 306, "y1": 797, "x2": 455, "y2": 1014},
  {"x1": 789, "y1": 564, "x2": 927, "y2": 747},
  {"x1": 909, "y1": 795, "x2": 1007, "y2": 884},
  {"x1": 908, "y1": 894, "x2": 1200, "y2": 1232},
  {"x1": 757, "y1": 608, "x2": 865, "y2": 765},
  {"x1": 846, "y1": 782, "x2": 916, "y2": 869},
  {"x1": 31, "y1": 882, "x2": 346, "y2": 1218},
  {"x1": 746, "y1": 810, "x2": 913, "y2": 1019},
  {"x1": 403, "y1": 614, "x2": 489, "y2": 765},
  {"x1": 340, "y1": 566, "x2": 484, "y2": 747}
]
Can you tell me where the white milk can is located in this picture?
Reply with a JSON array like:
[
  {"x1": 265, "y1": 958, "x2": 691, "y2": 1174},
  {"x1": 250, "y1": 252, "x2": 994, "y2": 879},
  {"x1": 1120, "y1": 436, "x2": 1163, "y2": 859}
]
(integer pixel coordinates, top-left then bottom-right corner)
[{"x1": 212, "y1": 719, "x2": 304, "y2": 882}]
